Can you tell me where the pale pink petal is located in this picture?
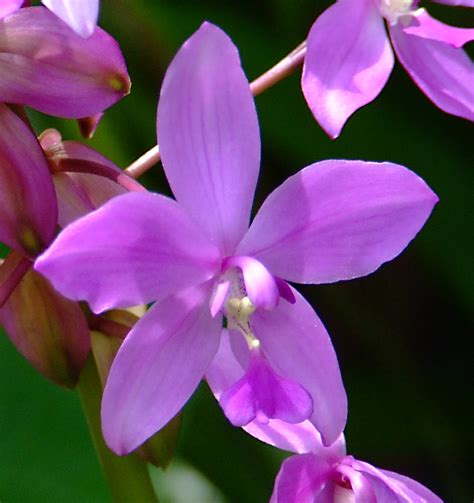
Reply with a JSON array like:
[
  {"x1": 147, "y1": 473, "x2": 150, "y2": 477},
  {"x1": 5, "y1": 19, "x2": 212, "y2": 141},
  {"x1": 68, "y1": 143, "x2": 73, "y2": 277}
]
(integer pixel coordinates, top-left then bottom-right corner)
[
  {"x1": 399, "y1": 10, "x2": 474, "y2": 48},
  {"x1": 222, "y1": 256, "x2": 280, "y2": 309},
  {"x1": 157, "y1": 22, "x2": 260, "y2": 255},
  {"x1": 0, "y1": 104, "x2": 57, "y2": 257},
  {"x1": 271, "y1": 453, "x2": 332, "y2": 503},
  {"x1": 353, "y1": 460, "x2": 442, "y2": 502},
  {"x1": 302, "y1": 0, "x2": 394, "y2": 138},
  {"x1": 380, "y1": 470, "x2": 443, "y2": 503},
  {"x1": 238, "y1": 160, "x2": 437, "y2": 284},
  {"x1": 102, "y1": 282, "x2": 221, "y2": 454},
  {"x1": 35, "y1": 192, "x2": 220, "y2": 313},
  {"x1": 390, "y1": 24, "x2": 474, "y2": 121},
  {"x1": 209, "y1": 280, "x2": 230, "y2": 318},
  {"x1": 0, "y1": 0, "x2": 22, "y2": 19},
  {"x1": 42, "y1": 0, "x2": 99, "y2": 38},
  {"x1": 252, "y1": 287, "x2": 347, "y2": 446}
]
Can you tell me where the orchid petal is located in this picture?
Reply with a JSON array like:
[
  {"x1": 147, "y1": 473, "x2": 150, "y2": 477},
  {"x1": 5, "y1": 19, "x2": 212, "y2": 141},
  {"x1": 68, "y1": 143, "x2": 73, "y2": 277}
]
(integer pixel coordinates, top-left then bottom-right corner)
[
  {"x1": 430, "y1": 0, "x2": 474, "y2": 6},
  {"x1": 302, "y1": 0, "x2": 394, "y2": 138},
  {"x1": 390, "y1": 23, "x2": 474, "y2": 122},
  {"x1": 0, "y1": 104, "x2": 57, "y2": 256},
  {"x1": 42, "y1": 0, "x2": 99, "y2": 38},
  {"x1": 219, "y1": 349, "x2": 313, "y2": 426},
  {"x1": 238, "y1": 160, "x2": 438, "y2": 284},
  {"x1": 380, "y1": 470, "x2": 443, "y2": 503},
  {"x1": 271, "y1": 453, "x2": 332, "y2": 503},
  {"x1": 0, "y1": 0, "x2": 22, "y2": 19},
  {"x1": 102, "y1": 282, "x2": 221, "y2": 454},
  {"x1": 0, "y1": 7, "x2": 130, "y2": 118},
  {"x1": 35, "y1": 192, "x2": 220, "y2": 313},
  {"x1": 252, "y1": 287, "x2": 347, "y2": 446},
  {"x1": 223, "y1": 256, "x2": 280, "y2": 310},
  {"x1": 0, "y1": 267, "x2": 89, "y2": 388},
  {"x1": 157, "y1": 22, "x2": 260, "y2": 254},
  {"x1": 207, "y1": 330, "x2": 338, "y2": 454},
  {"x1": 399, "y1": 10, "x2": 474, "y2": 48}
]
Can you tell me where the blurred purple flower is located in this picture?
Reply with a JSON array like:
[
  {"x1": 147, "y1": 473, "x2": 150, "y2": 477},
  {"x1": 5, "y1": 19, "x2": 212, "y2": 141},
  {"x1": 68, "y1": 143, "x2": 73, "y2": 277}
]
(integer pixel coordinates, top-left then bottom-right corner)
[
  {"x1": 0, "y1": 7, "x2": 129, "y2": 118},
  {"x1": 36, "y1": 22, "x2": 437, "y2": 455},
  {"x1": 269, "y1": 426, "x2": 442, "y2": 503},
  {"x1": 302, "y1": 0, "x2": 474, "y2": 138}
]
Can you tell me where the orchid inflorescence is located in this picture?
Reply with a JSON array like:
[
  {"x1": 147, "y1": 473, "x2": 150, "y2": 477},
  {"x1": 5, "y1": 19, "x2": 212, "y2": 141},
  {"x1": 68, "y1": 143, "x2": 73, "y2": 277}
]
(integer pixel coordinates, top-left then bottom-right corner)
[{"x1": 0, "y1": 1, "x2": 471, "y2": 501}]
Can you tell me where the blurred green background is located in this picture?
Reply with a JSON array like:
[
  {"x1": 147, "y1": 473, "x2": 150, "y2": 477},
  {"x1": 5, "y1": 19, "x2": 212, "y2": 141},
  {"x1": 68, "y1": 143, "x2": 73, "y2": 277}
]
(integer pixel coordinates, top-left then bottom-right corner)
[{"x1": 0, "y1": 0, "x2": 473, "y2": 501}]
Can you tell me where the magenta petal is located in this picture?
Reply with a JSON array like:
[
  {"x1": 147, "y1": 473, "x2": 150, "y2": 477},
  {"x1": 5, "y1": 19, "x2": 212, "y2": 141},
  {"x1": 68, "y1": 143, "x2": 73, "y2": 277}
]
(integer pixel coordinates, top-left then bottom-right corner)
[
  {"x1": 223, "y1": 256, "x2": 280, "y2": 309},
  {"x1": 271, "y1": 453, "x2": 332, "y2": 503},
  {"x1": 207, "y1": 330, "x2": 337, "y2": 454},
  {"x1": 35, "y1": 192, "x2": 220, "y2": 313},
  {"x1": 0, "y1": 104, "x2": 57, "y2": 256},
  {"x1": 220, "y1": 349, "x2": 313, "y2": 426},
  {"x1": 157, "y1": 22, "x2": 260, "y2": 255},
  {"x1": 390, "y1": 24, "x2": 474, "y2": 122},
  {"x1": 102, "y1": 283, "x2": 221, "y2": 454},
  {"x1": 252, "y1": 287, "x2": 347, "y2": 446},
  {"x1": 302, "y1": 0, "x2": 394, "y2": 138},
  {"x1": 399, "y1": 10, "x2": 474, "y2": 48},
  {"x1": 42, "y1": 0, "x2": 99, "y2": 38},
  {"x1": 0, "y1": 0, "x2": 22, "y2": 19},
  {"x1": 238, "y1": 160, "x2": 438, "y2": 284},
  {"x1": 0, "y1": 7, "x2": 129, "y2": 118}
]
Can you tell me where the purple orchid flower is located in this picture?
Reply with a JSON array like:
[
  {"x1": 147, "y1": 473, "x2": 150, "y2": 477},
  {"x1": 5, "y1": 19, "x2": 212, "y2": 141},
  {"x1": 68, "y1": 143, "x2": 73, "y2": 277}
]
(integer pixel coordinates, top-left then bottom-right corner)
[
  {"x1": 269, "y1": 426, "x2": 442, "y2": 503},
  {"x1": 0, "y1": 7, "x2": 129, "y2": 118},
  {"x1": 36, "y1": 22, "x2": 437, "y2": 455},
  {"x1": 302, "y1": 0, "x2": 474, "y2": 138}
]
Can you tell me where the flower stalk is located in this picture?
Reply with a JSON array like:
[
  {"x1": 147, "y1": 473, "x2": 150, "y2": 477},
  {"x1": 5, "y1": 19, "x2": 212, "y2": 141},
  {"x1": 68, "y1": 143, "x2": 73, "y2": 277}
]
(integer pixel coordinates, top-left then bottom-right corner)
[{"x1": 77, "y1": 355, "x2": 159, "y2": 503}]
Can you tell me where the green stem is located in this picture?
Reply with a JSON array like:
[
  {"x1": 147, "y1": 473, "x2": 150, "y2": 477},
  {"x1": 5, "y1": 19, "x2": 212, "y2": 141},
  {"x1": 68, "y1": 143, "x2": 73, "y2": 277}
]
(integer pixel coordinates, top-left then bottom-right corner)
[{"x1": 78, "y1": 356, "x2": 158, "y2": 502}]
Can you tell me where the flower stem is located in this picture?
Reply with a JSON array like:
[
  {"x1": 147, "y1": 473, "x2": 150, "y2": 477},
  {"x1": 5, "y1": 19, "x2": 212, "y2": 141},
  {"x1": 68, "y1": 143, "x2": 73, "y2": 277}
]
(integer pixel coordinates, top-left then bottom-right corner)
[
  {"x1": 78, "y1": 355, "x2": 159, "y2": 502},
  {"x1": 124, "y1": 39, "x2": 307, "y2": 178},
  {"x1": 124, "y1": 145, "x2": 160, "y2": 179},
  {"x1": 249, "y1": 40, "x2": 307, "y2": 96}
]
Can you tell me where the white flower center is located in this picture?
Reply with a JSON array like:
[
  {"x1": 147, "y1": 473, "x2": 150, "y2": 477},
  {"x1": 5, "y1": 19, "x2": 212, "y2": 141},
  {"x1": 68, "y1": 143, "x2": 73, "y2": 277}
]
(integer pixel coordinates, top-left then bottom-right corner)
[
  {"x1": 378, "y1": 0, "x2": 415, "y2": 24},
  {"x1": 223, "y1": 270, "x2": 260, "y2": 349}
]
